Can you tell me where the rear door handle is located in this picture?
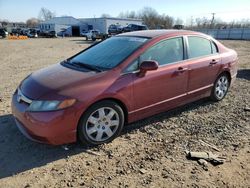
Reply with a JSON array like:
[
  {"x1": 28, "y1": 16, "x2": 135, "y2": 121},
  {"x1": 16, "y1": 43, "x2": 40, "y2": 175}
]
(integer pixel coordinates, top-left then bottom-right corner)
[
  {"x1": 210, "y1": 59, "x2": 218, "y2": 65},
  {"x1": 177, "y1": 67, "x2": 188, "y2": 72}
]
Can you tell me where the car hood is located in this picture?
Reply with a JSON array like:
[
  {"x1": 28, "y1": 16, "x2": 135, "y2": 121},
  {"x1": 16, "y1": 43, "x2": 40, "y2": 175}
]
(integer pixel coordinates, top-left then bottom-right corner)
[{"x1": 20, "y1": 63, "x2": 101, "y2": 100}]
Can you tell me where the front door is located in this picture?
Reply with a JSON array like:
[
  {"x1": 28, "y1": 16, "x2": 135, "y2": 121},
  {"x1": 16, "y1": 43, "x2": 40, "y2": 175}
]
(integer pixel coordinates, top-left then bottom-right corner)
[{"x1": 130, "y1": 37, "x2": 188, "y2": 118}]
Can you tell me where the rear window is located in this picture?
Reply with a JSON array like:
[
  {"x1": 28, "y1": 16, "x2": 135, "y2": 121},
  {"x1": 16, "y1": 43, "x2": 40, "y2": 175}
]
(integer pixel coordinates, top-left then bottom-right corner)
[{"x1": 188, "y1": 36, "x2": 213, "y2": 58}]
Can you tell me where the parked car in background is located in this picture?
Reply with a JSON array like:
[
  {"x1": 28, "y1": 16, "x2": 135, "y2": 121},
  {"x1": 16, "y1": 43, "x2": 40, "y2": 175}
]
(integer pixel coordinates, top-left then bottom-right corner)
[
  {"x1": 80, "y1": 30, "x2": 88, "y2": 37},
  {"x1": 27, "y1": 31, "x2": 38, "y2": 38},
  {"x1": 0, "y1": 28, "x2": 8, "y2": 38},
  {"x1": 108, "y1": 24, "x2": 123, "y2": 35},
  {"x1": 123, "y1": 24, "x2": 148, "y2": 32},
  {"x1": 85, "y1": 30, "x2": 100, "y2": 41},
  {"x1": 12, "y1": 30, "x2": 238, "y2": 146},
  {"x1": 11, "y1": 28, "x2": 22, "y2": 36},
  {"x1": 84, "y1": 30, "x2": 108, "y2": 41},
  {"x1": 40, "y1": 30, "x2": 57, "y2": 38},
  {"x1": 47, "y1": 31, "x2": 57, "y2": 38},
  {"x1": 27, "y1": 29, "x2": 39, "y2": 38},
  {"x1": 20, "y1": 29, "x2": 29, "y2": 36}
]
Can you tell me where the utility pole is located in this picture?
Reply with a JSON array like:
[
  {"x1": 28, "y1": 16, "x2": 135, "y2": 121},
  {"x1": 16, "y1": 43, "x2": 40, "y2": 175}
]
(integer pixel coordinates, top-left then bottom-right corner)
[
  {"x1": 190, "y1": 16, "x2": 194, "y2": 29},
  {"x1": 211, "y1": 13, "x2": 215, "y2": 28}
]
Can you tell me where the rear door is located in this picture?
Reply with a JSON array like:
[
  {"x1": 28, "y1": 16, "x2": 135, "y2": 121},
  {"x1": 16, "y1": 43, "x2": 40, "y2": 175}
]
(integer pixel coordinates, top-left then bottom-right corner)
[{"x1": 185, "y1": 36, "x2": 221, "y2": 93}]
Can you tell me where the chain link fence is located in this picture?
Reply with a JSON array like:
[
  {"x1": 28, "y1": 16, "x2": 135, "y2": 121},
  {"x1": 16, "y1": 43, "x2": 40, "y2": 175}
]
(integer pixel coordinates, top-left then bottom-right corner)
[{"x1": 194, "y1": 28, "x2": 250, "y2": 40}]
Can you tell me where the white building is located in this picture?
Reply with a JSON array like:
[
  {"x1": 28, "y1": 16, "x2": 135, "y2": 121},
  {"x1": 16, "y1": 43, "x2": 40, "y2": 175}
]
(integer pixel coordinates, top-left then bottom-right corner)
[
  {"x1": 39, "y1": 16, "x2": 88, "y2": 36},
  {"x1": 39, "y1": 16, "x2": 143, "y2": 36}
]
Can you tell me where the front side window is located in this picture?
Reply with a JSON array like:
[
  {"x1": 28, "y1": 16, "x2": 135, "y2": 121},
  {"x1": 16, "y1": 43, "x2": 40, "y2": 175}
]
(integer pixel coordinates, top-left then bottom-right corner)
[
  {"x1": 124, "y1": 59, "x2": 139, "y2": 72},
  {"x1": 140, "y1": 37, "x2": 184, "y2": 66},
  {"x1": 188, "y1": 36, "x2": 214, "y2": 58}
]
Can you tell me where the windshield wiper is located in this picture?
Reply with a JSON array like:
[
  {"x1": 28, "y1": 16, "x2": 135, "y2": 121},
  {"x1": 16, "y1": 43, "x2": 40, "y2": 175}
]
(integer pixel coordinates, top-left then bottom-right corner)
[{"x1": 68, "y1": 61, "x2": 103, "y2": 72}]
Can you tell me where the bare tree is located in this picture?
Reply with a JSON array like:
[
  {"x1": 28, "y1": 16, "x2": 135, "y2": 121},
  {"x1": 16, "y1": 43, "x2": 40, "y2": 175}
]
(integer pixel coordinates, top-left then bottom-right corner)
[
  {"x1": 195, "y1": 17, "x2": 210, "y2": 28},
  {"x1": 26, "y1": 18, "x2": 40, "y2": 28},
  {"x1": 118, "y1": 11, "x2": 138, "y2": 19},
  {"x1": 101, "y1": 13, "x2": 111, "y2": 18},
  {"x1": 174, "y1": 18, "x2": 184, "y2": 25},
  {"x1": 38, "y1": 7, "x2": 55, "y2": 21},
  {"x1": 0, "y1": 19, "x2": 9, "y2": 27},
  {"x1": 118, "y1": 7, "x2": 173, "y2": 29},
  {"x1": 138, "y1": 7, "x2": 159, "y2": 28}
]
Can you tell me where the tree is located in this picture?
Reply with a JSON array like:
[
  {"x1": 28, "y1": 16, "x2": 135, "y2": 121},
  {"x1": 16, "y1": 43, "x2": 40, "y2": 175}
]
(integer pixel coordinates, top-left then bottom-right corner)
[
  {"x1": 0, "y1": 19, "x2": 9, "y2": 27},
  {"x1": 195, "y1": 17, "x2": 210, "y2": 28},
  {"x1": 26, "y1": 18, "x2": 40, "y2": 28},
  {"x1": 118, "y1": 7, "x2": 174, "y2": 29},
  {"x1": 174, "y1": 18, "x2": 183, "y2": 25},
  {"x1": 38, "y1": 7, "x2": 55, "y2": 21},
  {"x1": 118, "y1": 11, "x2": 137, "y2": 19},
  {"x1": 101, "y1": 13, "x2": 111, "y2": 18},
  {"x1": 138, "y1": 7, "x2": 159, "y2": 28}
]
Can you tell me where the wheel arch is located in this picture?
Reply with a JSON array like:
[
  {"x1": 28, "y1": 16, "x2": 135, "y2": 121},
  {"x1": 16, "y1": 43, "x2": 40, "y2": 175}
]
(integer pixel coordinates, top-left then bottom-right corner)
[
  {"x1": 76, "y1": 97, "x2": 128, "y2": 144},
  {"x1": 77, "y1": 97, "x2": 129, "y2": 127},
  {"x1": 95, "y1": 98, "x2": 129, "y2": 124},
  {"x1": 219, "y1": 70, "x2": 232, "y2": 84}
]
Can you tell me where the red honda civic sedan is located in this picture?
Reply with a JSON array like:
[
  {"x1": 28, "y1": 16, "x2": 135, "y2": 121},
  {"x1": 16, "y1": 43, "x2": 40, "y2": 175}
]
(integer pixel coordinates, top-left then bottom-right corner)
[{"x1": 12, "y1": 30, "x2": 238, "y2": 145}]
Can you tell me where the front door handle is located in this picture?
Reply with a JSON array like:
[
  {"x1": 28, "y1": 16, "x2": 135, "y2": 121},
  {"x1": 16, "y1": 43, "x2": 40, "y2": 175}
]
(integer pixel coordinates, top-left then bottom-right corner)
[
  {"x1": 177, "y1": 67, "x2": 188, "y2": 73},
  {"x1": 210, "y1": 59, "x2": 218, "y2": 65}
]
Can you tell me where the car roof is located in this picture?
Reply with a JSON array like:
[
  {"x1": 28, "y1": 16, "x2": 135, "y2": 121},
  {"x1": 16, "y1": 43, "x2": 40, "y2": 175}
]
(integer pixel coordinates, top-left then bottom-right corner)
[{"x1": 118, "y1": 29, "x2": 204, "y2": 38}]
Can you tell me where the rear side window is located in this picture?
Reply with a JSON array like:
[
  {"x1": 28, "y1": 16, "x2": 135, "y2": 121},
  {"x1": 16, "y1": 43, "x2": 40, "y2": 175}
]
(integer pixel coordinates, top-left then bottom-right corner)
[
  {"x1": 141, "y1": 37, "x2": 184, "y2": 66},
  {"x1": 211, "y1": 42, "x2": 218, "y2": 54},
  {"x1": 188, "y1": 36, "x2": 214, "y2": 58}
]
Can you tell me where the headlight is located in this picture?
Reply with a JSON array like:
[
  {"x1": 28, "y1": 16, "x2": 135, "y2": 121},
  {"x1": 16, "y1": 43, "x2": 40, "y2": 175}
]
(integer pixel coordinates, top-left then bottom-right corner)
[{"x1": 27, "y1": 99, "x2": 76, "y2": 112}]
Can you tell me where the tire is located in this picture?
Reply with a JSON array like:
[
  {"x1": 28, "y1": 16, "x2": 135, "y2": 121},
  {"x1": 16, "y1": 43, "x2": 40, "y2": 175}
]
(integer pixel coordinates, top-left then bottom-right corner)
[
  {"x1": 77, "y1": 100, "x2": 125, "y2": 146},
  {"x1": 210, "y1": 73, "x2": 230, "y2": 101}
]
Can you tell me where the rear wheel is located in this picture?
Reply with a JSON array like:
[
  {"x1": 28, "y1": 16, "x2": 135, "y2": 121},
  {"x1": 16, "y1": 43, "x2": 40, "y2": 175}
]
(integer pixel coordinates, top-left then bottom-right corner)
[
  {"x1": 78, "y1": 100, "x2": 124, "y2": 146},
  {"x1": 210, "y1": 73, "x2": 230, "y2": 101}
]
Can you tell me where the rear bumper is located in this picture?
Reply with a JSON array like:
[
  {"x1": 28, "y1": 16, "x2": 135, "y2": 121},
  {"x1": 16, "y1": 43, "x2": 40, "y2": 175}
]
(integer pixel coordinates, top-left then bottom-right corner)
[{"x1": 11, "y1": 92, "x2": 79, "y2": 145}]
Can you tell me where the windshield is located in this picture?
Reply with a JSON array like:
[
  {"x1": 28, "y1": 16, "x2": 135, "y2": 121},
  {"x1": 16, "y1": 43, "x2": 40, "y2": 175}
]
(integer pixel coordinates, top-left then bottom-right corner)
[{"x1": 70, "y1": 36, "x2": 148, "y2": 69}]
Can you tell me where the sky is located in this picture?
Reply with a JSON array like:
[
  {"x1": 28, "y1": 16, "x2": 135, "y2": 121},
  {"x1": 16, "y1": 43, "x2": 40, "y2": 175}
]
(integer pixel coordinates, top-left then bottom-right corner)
[{"x1": 0, "y1": 0, "x2": 250, "y2": 24}]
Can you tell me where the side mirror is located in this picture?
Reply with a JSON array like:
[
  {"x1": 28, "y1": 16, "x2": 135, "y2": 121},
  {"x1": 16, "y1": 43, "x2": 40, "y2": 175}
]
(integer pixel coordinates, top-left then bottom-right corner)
[{"x1": 138, "y1": 60, "x2": 158, "y2": 77}]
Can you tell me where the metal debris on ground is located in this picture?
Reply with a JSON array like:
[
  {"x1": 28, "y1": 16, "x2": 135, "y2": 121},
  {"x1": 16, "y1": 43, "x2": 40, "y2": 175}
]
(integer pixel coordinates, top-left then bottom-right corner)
[
  {"x1": 186, "y1": 151, "x2": 225, "y2": 165},
  {"x1": 198, "y1": 139, "x2": 220, "y2": 152},
  {"x1": 244, "y1": 107, "x2": 250, "y2": 112}
]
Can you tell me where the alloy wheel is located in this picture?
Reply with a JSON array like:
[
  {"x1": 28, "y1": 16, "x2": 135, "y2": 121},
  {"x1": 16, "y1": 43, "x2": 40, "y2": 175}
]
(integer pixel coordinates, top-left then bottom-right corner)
[{"x1": 214, "y1": 75, "x2": 229, "y2": 100}]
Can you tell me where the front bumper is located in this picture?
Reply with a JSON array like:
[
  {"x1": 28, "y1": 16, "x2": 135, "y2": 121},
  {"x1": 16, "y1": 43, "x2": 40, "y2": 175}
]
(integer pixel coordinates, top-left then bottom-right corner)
[{"x1": 11, "y1": 92, "x2": 79, "y2": 145}]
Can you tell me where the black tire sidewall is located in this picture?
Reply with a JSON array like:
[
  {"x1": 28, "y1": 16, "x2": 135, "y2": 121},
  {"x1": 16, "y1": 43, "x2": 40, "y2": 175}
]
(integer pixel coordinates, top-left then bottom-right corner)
[{"x1": 77, "y1": 100, "x2": 124, "y2": 146}]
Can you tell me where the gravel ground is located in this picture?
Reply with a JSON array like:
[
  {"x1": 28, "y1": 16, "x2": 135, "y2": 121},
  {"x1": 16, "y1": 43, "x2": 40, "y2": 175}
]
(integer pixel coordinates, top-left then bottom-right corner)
[{"x1": 0, "y1": 37, "x2": 249, "y2": 188}]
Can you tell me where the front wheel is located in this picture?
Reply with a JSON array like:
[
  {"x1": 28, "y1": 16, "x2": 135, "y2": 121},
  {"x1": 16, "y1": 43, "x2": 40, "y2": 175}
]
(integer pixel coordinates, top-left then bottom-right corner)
[
  {"x1": 210, "y1": 73, "x2": 230, "y2": 101},
  {"x1": 77, "y1": 100, "x2": 124, "y2": 146}
]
